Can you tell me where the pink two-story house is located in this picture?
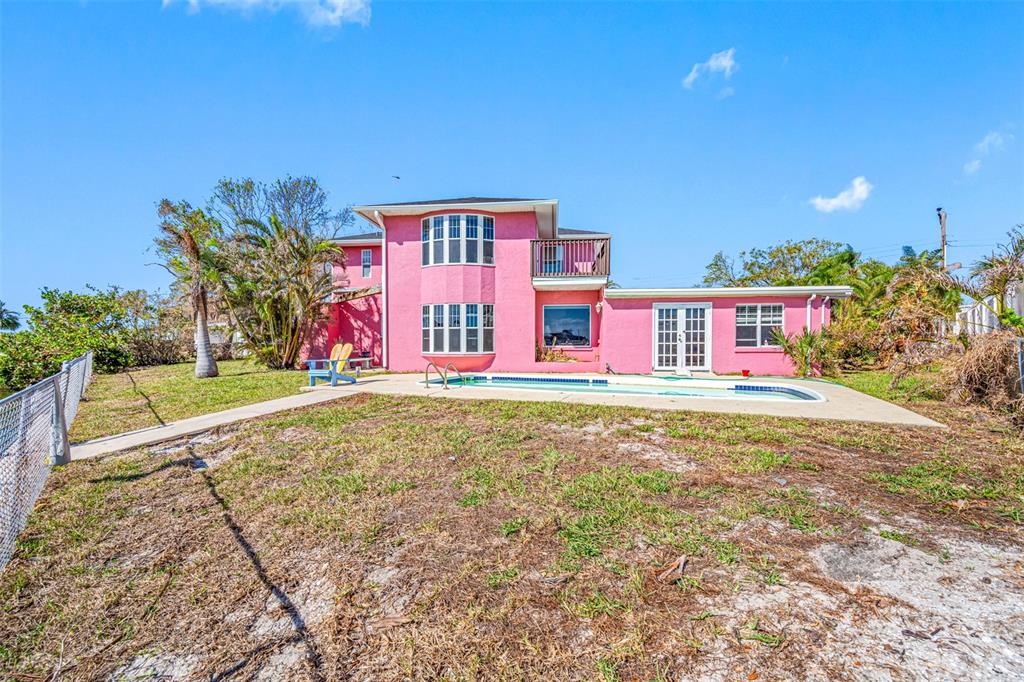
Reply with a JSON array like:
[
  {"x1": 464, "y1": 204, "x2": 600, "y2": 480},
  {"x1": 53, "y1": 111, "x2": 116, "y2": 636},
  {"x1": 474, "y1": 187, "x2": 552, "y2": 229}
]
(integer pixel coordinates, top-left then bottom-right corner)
[{"x1": 309, "y1": 197, "x2": 851, "y2": 376}]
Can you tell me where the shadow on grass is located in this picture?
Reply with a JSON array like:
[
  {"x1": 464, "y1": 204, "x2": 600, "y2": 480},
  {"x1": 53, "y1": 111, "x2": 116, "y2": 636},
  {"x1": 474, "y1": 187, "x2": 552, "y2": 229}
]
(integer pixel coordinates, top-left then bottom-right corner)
[
  {"x1": 126, "y1": 370, "x2": 166, "y2": 427},
  {"x1": 196, "y1": 448, "x2": 326, "y2": 682},
  {"x1": 88, "y1": 457, "x2": 186, "y2": 484}
]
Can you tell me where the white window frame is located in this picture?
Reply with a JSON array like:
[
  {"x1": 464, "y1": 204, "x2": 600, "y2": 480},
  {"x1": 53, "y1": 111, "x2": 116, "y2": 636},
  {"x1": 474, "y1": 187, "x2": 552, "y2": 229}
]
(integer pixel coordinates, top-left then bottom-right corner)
[
  {"x1": 420, "y1": 214, "x2": 496, "y2": 268},
  {"x1": 361, "y1": 249, "x2": 372, "y2": 278},
  {"x1": 651, "y1": 302, "x2": 712, "y2": 372},
  {"x1": 420, "y1": 302, "x2": 494, "y2": 354},
  {"x1": 735, "y1": 303, "x2": 784, "y2": 348},
  {"x1": 541, "y1": 304, "x2": 592, "y2": 348}
]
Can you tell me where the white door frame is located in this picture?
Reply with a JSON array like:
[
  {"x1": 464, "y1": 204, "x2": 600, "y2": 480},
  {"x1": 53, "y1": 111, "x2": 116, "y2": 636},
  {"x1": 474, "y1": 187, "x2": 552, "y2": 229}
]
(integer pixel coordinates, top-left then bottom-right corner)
[{"x1": 652, "y1": 302, "x2": 713, "y2": 372}]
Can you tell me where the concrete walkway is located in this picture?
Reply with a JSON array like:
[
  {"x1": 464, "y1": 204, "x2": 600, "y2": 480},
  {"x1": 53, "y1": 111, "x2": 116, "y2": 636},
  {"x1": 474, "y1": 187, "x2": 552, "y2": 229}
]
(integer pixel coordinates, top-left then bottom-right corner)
[{"x1": 70, "y1": 390, "x2": 346, "y2": 460}]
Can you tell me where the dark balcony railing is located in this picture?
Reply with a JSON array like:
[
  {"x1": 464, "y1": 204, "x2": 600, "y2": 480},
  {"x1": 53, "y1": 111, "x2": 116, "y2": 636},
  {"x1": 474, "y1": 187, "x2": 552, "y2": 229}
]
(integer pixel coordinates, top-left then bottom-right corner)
[{"x1": 531, "y1": 238, "x2": 610, "y2": 278}]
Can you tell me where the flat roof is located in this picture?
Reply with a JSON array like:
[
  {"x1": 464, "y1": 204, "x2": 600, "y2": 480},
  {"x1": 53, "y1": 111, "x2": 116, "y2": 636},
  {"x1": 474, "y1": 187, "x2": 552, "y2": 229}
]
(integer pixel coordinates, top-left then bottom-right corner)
[
  {"x1": 333, "y1": 231, "x2": 383, "y2": 246},
  {"x1": 604, "y1": 285, "x2": 853, "y2": 299}
]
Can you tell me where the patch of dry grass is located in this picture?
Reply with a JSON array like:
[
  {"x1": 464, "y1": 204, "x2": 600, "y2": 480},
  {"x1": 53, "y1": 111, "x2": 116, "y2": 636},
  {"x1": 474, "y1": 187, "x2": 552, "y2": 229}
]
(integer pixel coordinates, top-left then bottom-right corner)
[{"x1": 3, "y1": 393, "x2": 1023, "y2": 680}]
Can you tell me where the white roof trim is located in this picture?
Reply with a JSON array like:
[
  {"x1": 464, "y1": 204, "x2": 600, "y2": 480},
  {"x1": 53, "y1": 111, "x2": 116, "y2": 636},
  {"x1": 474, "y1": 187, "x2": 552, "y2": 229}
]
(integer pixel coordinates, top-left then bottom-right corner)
[
  {"x1": 354, "y1": 199, "x2": 557, "y2": 216},
  {"x1": 604, "y1": 285, "x2": 853, "y2": 299}
]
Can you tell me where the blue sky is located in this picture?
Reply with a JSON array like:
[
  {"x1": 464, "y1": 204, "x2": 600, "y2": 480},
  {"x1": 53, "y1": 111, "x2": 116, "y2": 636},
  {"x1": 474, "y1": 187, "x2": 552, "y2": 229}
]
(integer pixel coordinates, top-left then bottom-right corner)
[{"x1": 2, "y1": 1, "x2": 1022, "y2": 310}]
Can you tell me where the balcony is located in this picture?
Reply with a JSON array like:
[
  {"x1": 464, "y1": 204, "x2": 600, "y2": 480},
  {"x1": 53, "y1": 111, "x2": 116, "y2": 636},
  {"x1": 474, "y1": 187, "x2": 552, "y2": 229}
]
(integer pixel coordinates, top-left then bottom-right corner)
[{"x1": 531, "y1": 238, "x2": 610, "y2": 277}]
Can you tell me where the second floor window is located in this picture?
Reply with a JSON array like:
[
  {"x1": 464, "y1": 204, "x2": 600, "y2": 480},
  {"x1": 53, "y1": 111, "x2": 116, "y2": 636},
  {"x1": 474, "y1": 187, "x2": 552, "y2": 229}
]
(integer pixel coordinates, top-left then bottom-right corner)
[
  {"x1": 361, "y1": 249, "x2": 371, "y2": 278},
  {"x1": 421, "y1": 214, "x2": 495, "y2": 266}
]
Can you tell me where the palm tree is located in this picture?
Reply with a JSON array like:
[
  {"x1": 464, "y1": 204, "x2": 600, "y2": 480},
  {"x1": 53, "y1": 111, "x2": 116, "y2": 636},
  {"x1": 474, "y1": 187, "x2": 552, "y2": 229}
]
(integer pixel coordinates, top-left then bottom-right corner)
[
  {"x1": 155, "y1": 200, "x2": 221, "y2": 378},
  {"x1": 0, "y1": 301, "x2": 18, "y2": 331}
]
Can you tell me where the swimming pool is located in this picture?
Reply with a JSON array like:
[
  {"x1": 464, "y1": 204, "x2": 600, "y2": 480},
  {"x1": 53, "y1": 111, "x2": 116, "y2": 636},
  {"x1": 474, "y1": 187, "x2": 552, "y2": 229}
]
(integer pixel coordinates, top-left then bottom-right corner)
[{"x1": 423, "y1": 373, "x2": 825, "y2": 402}]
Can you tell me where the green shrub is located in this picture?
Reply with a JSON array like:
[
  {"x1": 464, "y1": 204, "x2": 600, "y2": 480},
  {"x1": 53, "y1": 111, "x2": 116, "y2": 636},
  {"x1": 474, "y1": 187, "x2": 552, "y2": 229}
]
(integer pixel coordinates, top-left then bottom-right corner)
[{"x1": 0, "y1": 287, "x2": 135, "y2": 391}]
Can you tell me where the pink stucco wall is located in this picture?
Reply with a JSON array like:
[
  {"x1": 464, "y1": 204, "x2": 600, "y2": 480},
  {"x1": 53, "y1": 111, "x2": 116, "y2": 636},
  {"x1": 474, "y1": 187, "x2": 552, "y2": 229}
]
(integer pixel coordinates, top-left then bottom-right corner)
[
  {"x1": 384, "y1": 210, "x2": 541, "y2": 373},
  {"x1": 601, "y1": 295, "x2": 830, "y2": 376},
  {"x1": 534, "y1": 289, "x2": 602, "y2": 365},
  {"x1": 302, "y1": 294, "x2": 383, "y2": 366},
  {"x1": 334, "y1": 244, "x2": 381, "y2": 289}
]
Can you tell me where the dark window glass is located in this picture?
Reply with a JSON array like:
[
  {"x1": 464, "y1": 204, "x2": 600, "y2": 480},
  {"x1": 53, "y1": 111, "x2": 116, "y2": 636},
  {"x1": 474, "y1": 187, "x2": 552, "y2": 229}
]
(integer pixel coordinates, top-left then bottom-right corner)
[
  {"x1": 466, "y1": 239, "x2": 478, "y2": 263},
  {"x1": 466, "y1": 329, "x2": 479, "y2": 352},
  {"x1": 483, "y1": 240, "x2": 494, "y2": 265},
  {"x1": 433, "y1": 238, "x2": 444, "y2": 264},
  {"x1": 736, "y1": 325, "x2": 757, "y2": 347},
  {"x1": 483, "y1": 329, "x2": 494, "y2": 353},
  {"x1": 449, "y1": 237, "x2": 461, "y2": 263},
  {"x1": 543, "y1": 305, "x2": 590, "y2": 347}
]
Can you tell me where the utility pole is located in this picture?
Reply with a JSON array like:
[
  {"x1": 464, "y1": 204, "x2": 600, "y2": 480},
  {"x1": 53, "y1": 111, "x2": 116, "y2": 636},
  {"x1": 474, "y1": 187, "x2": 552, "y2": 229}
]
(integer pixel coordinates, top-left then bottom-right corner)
[{"x1": 936, "y1": 207, "x2": 948, "y2": 270}]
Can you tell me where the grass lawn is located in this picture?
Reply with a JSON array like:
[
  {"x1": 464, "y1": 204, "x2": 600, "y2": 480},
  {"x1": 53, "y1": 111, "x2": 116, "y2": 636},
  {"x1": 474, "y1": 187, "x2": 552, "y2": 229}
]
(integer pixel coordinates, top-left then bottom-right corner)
[
  {"x1": 69, "y1": 360, "x2": 308, "y2": 442},
  {"x1": 3, "y1": 386, "x2": 1023, "y2": 679},
  {"x1": 831, "y1": 366, "x2": 945, "y2": 403}
]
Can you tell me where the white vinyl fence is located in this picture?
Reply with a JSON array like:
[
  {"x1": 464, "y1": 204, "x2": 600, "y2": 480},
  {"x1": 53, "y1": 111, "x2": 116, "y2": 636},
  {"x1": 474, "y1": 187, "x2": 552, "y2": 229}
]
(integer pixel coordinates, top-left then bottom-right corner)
[
  {"x1": 954, "y1": 282, "x2": 1024, "y2": 337},
  {"x1": 0, "y1": 352, "x2": 93, "y2": 571}
]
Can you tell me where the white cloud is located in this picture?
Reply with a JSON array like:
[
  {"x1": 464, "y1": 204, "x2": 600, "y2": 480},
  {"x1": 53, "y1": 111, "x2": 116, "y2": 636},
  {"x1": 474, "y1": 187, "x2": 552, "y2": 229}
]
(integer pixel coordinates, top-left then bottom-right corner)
[
  {"x1": 163, "y1": 0, "x2": 371, "y2": 27},
  {"x1": 809, "y1": 176, "x2": 873, "y2": 213},
  {"x1": 715, "y1": 86, "x2": 735, "y2": 100},
  {"x1": 683, "y1": 48, "x2": 738, "y2": 90},
  {"x1": 963, "y1": 130, "x2": 1013, "y2": 175}
]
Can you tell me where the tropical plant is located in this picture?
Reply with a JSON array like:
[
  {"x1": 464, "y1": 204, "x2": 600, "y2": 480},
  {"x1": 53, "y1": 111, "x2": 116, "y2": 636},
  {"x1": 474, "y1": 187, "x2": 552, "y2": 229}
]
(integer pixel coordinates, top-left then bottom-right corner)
[
  {"x1": 214, "y1": 214, "x2": 341, "y2": 368},
  {"x1": 204, "y1": 176, "x2": 350, "y2": 369},
  {"x1": 154, "y1": 199, "x2": 222, "y2": 378},
  {"x1": 772, "y1": 328, "x2": 839, "y2": 377},
  {"x1": 0, "y1": 301, "x2": 19, "y2": 331},
  {"x1": 905, "y1": 227, "x2": 1024, "y2": 335}
]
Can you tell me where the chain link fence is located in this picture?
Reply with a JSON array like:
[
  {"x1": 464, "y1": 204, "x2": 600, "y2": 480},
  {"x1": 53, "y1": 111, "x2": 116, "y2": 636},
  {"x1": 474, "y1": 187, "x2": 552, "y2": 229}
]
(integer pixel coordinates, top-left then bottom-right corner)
[{"x1": 0, "y1": 352, "x2": 93, "y2": 571}]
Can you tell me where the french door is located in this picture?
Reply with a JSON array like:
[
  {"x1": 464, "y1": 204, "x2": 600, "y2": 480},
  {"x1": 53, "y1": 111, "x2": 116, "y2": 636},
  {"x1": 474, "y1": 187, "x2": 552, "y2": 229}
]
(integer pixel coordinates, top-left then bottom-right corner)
[{"x1": 653, "y1": 303, "x2": 711, "y2": 372}]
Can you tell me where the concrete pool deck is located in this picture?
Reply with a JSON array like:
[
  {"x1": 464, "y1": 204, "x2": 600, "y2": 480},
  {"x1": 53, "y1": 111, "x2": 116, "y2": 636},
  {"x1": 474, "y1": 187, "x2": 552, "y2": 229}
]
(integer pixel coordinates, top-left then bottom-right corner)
[{"x1": 301, "y1": 373, "x2": 944, "y2": 428}]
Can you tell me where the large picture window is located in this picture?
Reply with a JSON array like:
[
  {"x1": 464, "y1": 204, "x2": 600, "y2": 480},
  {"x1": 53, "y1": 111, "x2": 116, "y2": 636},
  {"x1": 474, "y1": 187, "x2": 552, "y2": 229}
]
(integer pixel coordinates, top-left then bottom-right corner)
[
  {"x1": 421, "y1": 214, "x2": 495, "y2": 267},
  {"x1": 421, "y1": 303, "x2": 494, "y2": 354},
  {"x1": 735, "y1": 304, "x2": 783, "y2": 347},
  {"x1": 542, "y1": 305, "x2": 591, "y2": 347}
]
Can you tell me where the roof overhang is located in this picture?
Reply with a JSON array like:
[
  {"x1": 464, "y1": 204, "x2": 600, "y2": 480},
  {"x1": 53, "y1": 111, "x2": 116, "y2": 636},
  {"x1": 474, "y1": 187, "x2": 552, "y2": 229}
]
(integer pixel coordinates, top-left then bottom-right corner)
[
  {"x1": 354, "y1": 199, "x2": 559, "y2": 238},
  {"x1": 604, "y1": 285, "x2": 854, "y2": 299}
]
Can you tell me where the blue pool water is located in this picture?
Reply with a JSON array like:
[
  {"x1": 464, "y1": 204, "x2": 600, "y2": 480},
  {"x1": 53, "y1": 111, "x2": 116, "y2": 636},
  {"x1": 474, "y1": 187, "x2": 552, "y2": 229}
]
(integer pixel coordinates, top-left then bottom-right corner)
[{"x1": 427, "y1": 375, "x2": 823, "y2": 402}]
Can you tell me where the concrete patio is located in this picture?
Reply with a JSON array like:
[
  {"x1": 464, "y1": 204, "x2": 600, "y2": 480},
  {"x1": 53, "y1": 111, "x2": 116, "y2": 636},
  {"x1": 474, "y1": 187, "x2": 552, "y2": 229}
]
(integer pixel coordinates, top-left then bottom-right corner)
[{"x1": 302, "y1": 373, "x2": 944, "y2": 428}]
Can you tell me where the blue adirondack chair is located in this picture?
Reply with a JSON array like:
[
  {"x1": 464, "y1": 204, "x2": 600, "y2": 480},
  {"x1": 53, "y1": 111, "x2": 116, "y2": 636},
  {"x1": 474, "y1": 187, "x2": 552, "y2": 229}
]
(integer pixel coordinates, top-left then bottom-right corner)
[{"x1": 307, "y1": 343, "x2": 358, "y2": 387}]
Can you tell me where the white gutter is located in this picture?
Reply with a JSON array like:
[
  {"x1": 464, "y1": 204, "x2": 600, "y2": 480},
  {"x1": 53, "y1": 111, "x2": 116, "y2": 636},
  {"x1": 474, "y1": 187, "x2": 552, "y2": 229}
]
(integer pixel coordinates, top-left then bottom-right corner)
[
  {"x1": 820, "y1": 296, "x2": 831, "y2": 325},
  {"x1": 604, "y1": 285, "x2": 853, "y2": 299},
  {"x1": 373, "y1": 210, "x2": 388, "y2": 368},
  {"x1": 806, "y1": 294, "x2": 817, "y2": 331}
]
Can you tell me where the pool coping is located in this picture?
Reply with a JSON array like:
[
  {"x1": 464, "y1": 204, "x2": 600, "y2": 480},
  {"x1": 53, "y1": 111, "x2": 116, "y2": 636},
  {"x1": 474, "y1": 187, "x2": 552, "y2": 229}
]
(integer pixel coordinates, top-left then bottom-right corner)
[{"x1": 302, "y1": 373, "x2": 945, "y2": 428}]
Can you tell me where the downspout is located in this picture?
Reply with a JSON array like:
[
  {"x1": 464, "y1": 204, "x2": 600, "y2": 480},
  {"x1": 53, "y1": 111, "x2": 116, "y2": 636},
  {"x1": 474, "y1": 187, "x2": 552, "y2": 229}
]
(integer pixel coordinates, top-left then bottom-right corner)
[
  {"x1": 820, "y1": 296, "x2": 831, "y2": 327},
  {"x1": 374, "y1": 210, "x2": 389, "y2": 368},
  {"x1": 805, "y1": 294, "x2": 817, "y2": 332}
]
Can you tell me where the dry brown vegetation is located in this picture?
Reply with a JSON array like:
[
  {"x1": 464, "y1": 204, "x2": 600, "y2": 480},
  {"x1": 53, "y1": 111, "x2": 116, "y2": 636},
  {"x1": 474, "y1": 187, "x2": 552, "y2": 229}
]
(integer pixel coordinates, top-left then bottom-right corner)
[{"x1": 2, "y1": 393, "x2": 1023, "y2": 680}]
